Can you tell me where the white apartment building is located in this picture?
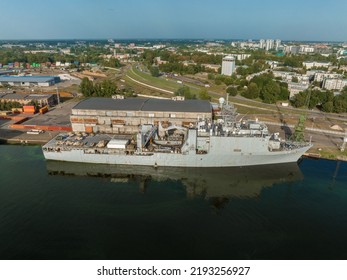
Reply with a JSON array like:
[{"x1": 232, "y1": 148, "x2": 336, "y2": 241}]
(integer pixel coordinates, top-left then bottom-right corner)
[
  {"x1": 288, "y1": 82, "x2": 309, "y2": 98},
  {"x1": 221, "y1": 55, "x2": 236, "y2": 76},
  {"x1": 314, "y1": 72, "x2": 342, "y2": 82},
  {"x1": 266, "y1": 61, "x2": 279, "y2": 69},
  {"x1": 275, "y1": 39, "x2": 281, "y2": 51},
  {"x1": 265, "y1": 39, "x2": 274, "y2": 51},
  {"x1": 284, "y1": 45, "x2": 300, "y2": 54},
  {"x1": 323, "y1": 78, "x2": 347, "y2": 90},
  {"x1": 300, "y1": 45, "x2": 315, "y2": 53},
  {"x1": 273, "y1": 71, "x2": 310, "y2": 84},
  {"x1": 229, "y1": 53, "x2": 251, "y2": 60},
  {"x1": 259, "y1": 39, "x2": 265, "y2": 49},
  {"x1": 303, "y1": 61, "x2": 331, "y2": 69}
]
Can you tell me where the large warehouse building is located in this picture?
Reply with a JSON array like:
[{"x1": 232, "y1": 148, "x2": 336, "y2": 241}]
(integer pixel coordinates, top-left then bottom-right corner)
[
  {"x1": 0, "y1": 92, "x2": 57, "y2": 107},
  {"x1": 0, "y1": 76, "x2": 60, "y2": 87},
  {"x1": 70, "y1": 97, "x2": 212, "y2": 133}
]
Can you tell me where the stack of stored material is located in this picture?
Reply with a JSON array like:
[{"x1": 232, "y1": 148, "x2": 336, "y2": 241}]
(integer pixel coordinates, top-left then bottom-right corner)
[
  {"x1": 23, "y1": 105, "x2": 36, "y2": 114},
  {"x1": 39, "y1": 106, "x2": 48, "y2": 114}
]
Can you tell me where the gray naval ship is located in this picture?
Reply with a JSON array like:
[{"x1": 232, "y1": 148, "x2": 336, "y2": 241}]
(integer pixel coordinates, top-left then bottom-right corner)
[{"x1": 42, "y1": 99, "x2": 312, "y2": 167}]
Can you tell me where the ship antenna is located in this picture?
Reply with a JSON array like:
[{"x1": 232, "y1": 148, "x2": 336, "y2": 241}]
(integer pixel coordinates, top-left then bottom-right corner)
[
  {"x1": 219, "y1": 97, "x2": 225, "y2": 109},
  {"x1": 239, "y1": 112, "x2": 248, "y2": 122}
]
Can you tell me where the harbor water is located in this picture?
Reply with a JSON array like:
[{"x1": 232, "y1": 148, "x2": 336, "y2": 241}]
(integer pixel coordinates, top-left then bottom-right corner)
[{"x1": 0, "y1": 145, "x2": 347, "y2": 260}]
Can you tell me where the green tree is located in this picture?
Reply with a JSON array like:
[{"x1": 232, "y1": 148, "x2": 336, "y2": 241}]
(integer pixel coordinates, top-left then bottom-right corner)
[
  {"x1": 260, "y1": 80, "x2": 280, "y2": 103},
  {"x1": 278, "y1": 85, "x2": 290, "y2": 100},
  {"x1": 283, "y1": 56, "x2": 302, "y2": 67},
  {"x1": 215, "y1": 79, "x2": 222, "y2": 85},
  {"x1": 100, "y1": 80, "x2": 117, "y2": 97},
  {"x1": 27, "y1": 100, "x2": 39, "y2": 109},
  {"x1": 223, "y1": 77, "x2": 234, "y2": 86},
  {"x1": 93, "y1": 83, "x2": 102, "y2": 97},
  {"x1": 333, "y1": 94, "x2": 347, "y2": 113},
  {"x1": 291, "y1": 76, "x2": 299, "y2": 82},
  {"x1": 103, "y1": 57, "x2": 121, "y2": 68},
  {"x1": 291, "y1": 91, "x2": 307, "y2": 108},
  {"x1": 150, "y1": 66, "x2": 160, "y2": 77},
  {"x1": 250, "y1": 73, "x2": 273, "y2": 90},
  {"x1": 322, "y1": 101, "x2": 334, "y2": 112},
  {"x1": 236, "y1": 66, "x2": 249, "y2": 76},
  {"x1": 175, "y1": 86, "x2": 195, "y2": 99},
  {"x1": 242, "y1": 82, "x2": 260, "y2": 99},
  {"x1": 226, "y1": 86, "x2": 238, "y2": 96},
  {"x1": 79, "y1": 78, "x2": 117, "y2": 97},
  {"x1": 80, "y1": 77, "x2": 94, "y2": 97},
  {"x1": 198, "y1": 89, "x2": 211, "y2": 100},
  {"x1": 207, "y1": 73, "x2": 215, "y2": 80}
]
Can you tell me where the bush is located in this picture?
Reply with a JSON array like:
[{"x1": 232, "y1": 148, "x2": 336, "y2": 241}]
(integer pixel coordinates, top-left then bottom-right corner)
[{"x1": 226, "y1": 87, "x2": 238, "y2": 96}]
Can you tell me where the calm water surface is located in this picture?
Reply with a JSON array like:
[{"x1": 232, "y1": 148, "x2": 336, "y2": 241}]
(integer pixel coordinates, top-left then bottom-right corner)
[{"x1": 0, "y1": 145, "x2": 347, "y2": 260}]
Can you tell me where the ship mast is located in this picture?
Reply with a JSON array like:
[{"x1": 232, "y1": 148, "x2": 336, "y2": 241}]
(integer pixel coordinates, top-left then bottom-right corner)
[{"x1": 218, "y1": 97, "x2": 238, "y2": 127}]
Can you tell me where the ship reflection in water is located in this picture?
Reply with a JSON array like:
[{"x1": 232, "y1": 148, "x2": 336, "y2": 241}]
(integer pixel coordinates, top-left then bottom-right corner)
[{"x1": 46, "y1": 161, "x2": 303, "y2": 207}]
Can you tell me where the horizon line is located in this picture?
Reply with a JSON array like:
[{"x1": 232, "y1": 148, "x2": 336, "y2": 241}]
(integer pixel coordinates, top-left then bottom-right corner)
[{"x1": 0, "y1": 38, "x2": 346, "y2": 43}]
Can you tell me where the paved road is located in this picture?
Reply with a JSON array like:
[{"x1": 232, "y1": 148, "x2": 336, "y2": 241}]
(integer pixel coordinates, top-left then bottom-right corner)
[
  {"x1": 231, "y1": 95, "x2": 347, "y2": 122},
  {"x1": 126, "y1": 74, "x2": 174, "y2": 94}
]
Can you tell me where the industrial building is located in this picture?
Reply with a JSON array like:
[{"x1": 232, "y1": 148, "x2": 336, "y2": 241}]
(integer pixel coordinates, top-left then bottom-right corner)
[
  {"x1": 0, "y1": 76, "x2": 60, "y2": 87},
  {"x1": 70, "y1": 97, "x2": 212, "y2": 133},
  {"x1": 221, "y1": 55, "x2": 235, "y2": 76},
  {"x1": 0, "y1": 70, "x2": 14, "y2": 76},
  {"x1": 0, "y1": 92, "x2": 57, "y2": 107}
]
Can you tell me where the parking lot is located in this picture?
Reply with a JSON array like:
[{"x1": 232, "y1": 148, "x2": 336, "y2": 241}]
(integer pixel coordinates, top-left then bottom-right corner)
[
  {"x1": 0, "y1": 99, "x2": 79, "y2": 144},
  {"x1": 24, "y1": 100, "x2": 79, "y2": 127}
]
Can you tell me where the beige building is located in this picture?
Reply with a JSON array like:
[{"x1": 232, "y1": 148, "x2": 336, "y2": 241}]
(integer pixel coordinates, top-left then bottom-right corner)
[
  {"x1": 70, "y1": 97, "x2": 212, "y2": 134},
  {"x1": 323, "y1": 78, "x2": 347, "y2": 90},
  {"x1": 0, "y1": 92, "x2": 56, "y2": 107},
  {"x1": 288, "y1": 82, "x2": 309, "y2": 98},
  {"x1": 303, "y1": 61, "x2": 331, "y2": 70}
]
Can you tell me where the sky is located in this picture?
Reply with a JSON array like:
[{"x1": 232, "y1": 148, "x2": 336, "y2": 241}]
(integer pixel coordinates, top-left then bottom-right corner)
[{"x1": 0, "y1": 0, "x2": 346, "y2": 41}]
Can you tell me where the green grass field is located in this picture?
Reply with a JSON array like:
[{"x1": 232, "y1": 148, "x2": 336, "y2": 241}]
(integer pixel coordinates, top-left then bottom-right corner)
[{"x1": 126, "y1": 65, "x2": 204, "y2": 97}]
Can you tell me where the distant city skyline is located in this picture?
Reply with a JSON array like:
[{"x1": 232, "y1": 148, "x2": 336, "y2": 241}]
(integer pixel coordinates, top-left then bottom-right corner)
[{"x1": 0, "y1": 0, "x2": 346, "y2": 41}]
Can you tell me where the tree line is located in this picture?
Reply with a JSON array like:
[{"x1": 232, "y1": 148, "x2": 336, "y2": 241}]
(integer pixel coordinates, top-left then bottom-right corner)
[
  {"x1": 0, "y1": 46, "x2": 121, "y2": 67},
  {"x1": 0, "y1": 101, "x2": 22, "y2": 111},
  {"x1": 174, "y1": 86, "x2": 211, "y2": 101},
  {"x1": 291, "y1": 87, "x2": 347, "y2": 113},
  {"x1": 223, "y1": 73, "x2": 289, "y2": 103},
  {"x1": 80, "y1": 78, "x2": 117, "y2": 97}
]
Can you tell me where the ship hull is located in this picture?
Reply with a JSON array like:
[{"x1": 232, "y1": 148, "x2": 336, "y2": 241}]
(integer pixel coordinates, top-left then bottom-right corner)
[
  {"x1": 43, "y1": 132, "x2": 312, "y2": 168},
  {"x1": 43, "y1": 145, "x2": 311, "y2": 167}
]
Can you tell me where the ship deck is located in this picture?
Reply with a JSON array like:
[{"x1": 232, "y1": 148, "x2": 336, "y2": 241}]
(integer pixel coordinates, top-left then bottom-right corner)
[{"x1": 43, "y1": 133, "x2": 132, "y2": 150}]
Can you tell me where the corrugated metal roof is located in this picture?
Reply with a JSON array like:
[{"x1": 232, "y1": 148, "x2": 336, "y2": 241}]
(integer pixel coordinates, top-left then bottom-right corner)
[
  {"x1": 73, "y1": 97, "x2": 212, "y2": 113},
  {"x1": 0, "y1": 70, "x2": 14, "y2": 75},
  {"x1": 74, "y1": 97, "x2": 146, "y2": 111},
  {"x1": 142, "y1": 98, "x2": 212, "y2": 112},
  {"x1": 1, "y1": 93, "x2": 29, "y2": 100},
  {"x1": 0, "y1": 76, "x2": 56, "y2": 83},
  {"x1": 1, "y1": 93, "x2": 53, "y2": 100}
]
